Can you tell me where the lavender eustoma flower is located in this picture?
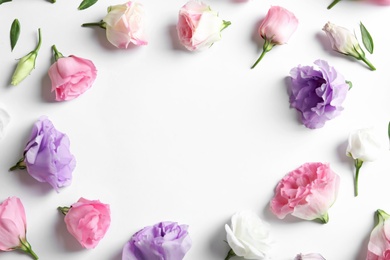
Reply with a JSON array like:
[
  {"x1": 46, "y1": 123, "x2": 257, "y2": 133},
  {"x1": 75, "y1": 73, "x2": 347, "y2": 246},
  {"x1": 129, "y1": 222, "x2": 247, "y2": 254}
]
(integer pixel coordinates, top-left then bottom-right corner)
[
  {"x1": 122, "y1": 221, "x2": 192, "y2": 260},
  {"x1": 10, "y1": 116, "x2": 76, "y2": 191},
  {"x1": 288, "y1": 59, "x2": 349, "y2": 129}
]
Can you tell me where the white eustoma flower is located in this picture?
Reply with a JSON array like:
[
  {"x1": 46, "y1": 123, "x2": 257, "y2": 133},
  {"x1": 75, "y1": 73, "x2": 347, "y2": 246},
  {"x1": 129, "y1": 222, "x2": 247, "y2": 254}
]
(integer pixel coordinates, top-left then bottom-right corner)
[
  {"x1": 0, "y1": 104, "x2": 11, "y2": 140},
  {"x1": 225, "y1": 210, "x2": 272, "y2": 260},
  {"x1": 322, "y1": 22, "x2": 375, "y2": 70},
  {"x1": 295, "y1": 253, "x2": 326, "y2": 260},
  {"x1": 346, "y1": 127, "x2": 384, "y2": 196}
]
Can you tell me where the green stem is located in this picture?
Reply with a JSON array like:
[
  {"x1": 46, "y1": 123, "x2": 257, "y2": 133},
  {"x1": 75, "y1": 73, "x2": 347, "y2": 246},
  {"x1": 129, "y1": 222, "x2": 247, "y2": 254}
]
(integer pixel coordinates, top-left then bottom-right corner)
[
  {"x1": 19, "y1": 239, "x2": 38, "y2": 260},
  {"x1": 33, "y1": 28, "x2": 42, "y2": 53},
  {"x1": 81, "y1": 21, "x2": 106, "y2": 29},
  {"x1": 224, "y1": 248, "x2": 236, "y2": 260},
  {"x1": 250, "y1": 39, "x2": 274, "y2": 69},
  {"x1": 9, "y1": 157, "x2": 26, "y2": 171},
  {"x1": 359, "y1": 55, "x2": 376, "y2": 71},
  {"x1": 58, "y1": 206, "x2": 70, "y2": 215},
  {"x1": 221, "y1": 20, "x2": 231, "y2": 31},
  {"x1": 327, "y1": 0, "x2": 342, "y2": 9},
  {"x1": 354, "y1": 159, "x2": 363, "y2": 197},
  {"x1": 52, "y1": 45, "x2": 64, "y2": 61}
]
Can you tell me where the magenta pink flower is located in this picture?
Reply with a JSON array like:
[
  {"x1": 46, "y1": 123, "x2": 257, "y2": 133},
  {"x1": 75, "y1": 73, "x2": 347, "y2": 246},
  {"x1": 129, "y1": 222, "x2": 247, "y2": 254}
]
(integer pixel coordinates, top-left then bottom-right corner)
[
  {"x1": 368, "y1": 0, "x2": 390, "y2": 4},
  {"x1": 0, "y1": 197, "x2": 38, "y2": 259},
  {"x1": 367, "y1": 209, "x2": 390, "y2": 260},
  {"x1": 48, "y1": 45, "x2": 97, "y2": 101},
  {"x1": 270, "y1": 162, "x2": 340, "y2": 223},
  {"x1": 58, "y1": 198, "x2": 111, "y2": 249},
  {"x1": 251, "y1": 6, "x2": 298, "y2": 69}
]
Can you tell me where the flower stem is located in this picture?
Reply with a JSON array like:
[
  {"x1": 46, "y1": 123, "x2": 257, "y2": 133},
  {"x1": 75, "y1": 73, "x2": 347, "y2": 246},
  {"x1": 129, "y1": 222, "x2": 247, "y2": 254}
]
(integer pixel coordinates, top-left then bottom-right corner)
[
  {"x1": 360, "y1": 56, "x2": 376, "y2": 71},
  {"x1": 81, "y1": 21, "x2": 106, "y2": 29},
  {"x1": 52, "y1": 45, "x2": 64, "y2": 61},
  {"x1": 327, "y1": 0, "x2": 342, "y2": 9},
  {"x1": 250, "y1": 39, "x2": 274, "y2": 69},
  {"x1": 354, "y1": 159, "x2": 363, "y2": 197},
  {"x1": 20, "y1": 239, "x2": 39, "y2": 260},
  {"x1": 221, "y1": 20, "x2": 231, "y2": 31},
  {"x1": 58, "y1": 206, "x2": 70, "y2": 215},
  {"x1": 224, "y1": 248, "x2": 236, "y2": 260},
  {"x1": 9, "y1": 157, "x2": 26, "y2": 171},
  {"x1": 34, "y1": 28, "x2": 42, "y2": 53}
]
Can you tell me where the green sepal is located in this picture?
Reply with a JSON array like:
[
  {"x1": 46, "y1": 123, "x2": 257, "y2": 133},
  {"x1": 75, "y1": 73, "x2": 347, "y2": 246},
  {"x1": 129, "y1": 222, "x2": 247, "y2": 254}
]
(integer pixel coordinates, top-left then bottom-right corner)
[
  {"x1": 0, "y1": 0, "x2": 12, "y2": 5},
  {"x1": 10, "y1": 19, "x2": 20, "y2": 51},
  {"x1": 346, "y1": 80, "x2": 353, "y2": 90},
  {"x1": 78, "y1": 0, "x2": 98, "y2": 10},
  {"x1": 360, "y1": 21, "x2": 374, "y2": 54}
]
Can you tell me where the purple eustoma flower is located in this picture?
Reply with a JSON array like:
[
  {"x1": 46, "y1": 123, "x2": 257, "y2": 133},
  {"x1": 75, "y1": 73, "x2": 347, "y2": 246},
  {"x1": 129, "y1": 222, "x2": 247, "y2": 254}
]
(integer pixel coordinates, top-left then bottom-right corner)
[
  {"x1": 288, "y1": 59, "x2": 349, "y2": 129},
  {"x1": 10, "y1": 116, "x2": 76, "y2": 191},
  {"x1": 122, "y1": 221, "x2": 192, "y2": 260}
]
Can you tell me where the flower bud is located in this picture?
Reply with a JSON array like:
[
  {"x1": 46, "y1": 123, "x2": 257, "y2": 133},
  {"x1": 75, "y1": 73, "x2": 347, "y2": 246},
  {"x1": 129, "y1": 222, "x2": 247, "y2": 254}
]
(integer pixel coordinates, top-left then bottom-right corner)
[{"x1": 11, "y1": 28, "x2": 42, "y2": 86}]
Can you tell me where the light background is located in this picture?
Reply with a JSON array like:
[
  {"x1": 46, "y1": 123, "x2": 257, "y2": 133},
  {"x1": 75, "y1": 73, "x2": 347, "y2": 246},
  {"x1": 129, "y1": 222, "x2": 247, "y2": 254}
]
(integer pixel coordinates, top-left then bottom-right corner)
[{"x1": 0, "y1": 0, "x2": 389, "y2": 259}]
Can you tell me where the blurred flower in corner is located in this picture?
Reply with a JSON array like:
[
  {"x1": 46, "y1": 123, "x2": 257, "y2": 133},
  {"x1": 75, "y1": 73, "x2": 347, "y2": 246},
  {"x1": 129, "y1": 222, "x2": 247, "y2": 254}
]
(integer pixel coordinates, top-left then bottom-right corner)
[
  {"x1": 0, "y1": 104, "x2": 10, "y2": 141},
  {"x1": 251, "y1": 6, "x2": 298, "y2": 69},
  {"x1": 367, "y1": 209, "x2": 390, "y2": 259},
  {"x1": 270, "y1": 162, "x2": 340, "y2": 223},
  {"x1": 288, "y1": 59, "x2": 350, "y2": 129},
  {"x1": 48, "y1": 45, "x2": 97, "y2": 101},
  {"x1": 82, "y1": 1, "x2": 148, "y2": 48},
  {"x1": 9, "y1": 116, "x2": 76, "y2": 192},
  {"x1": 224, "y1": 210, "x2": 273, "y2": 260},
  {"x1": 176, "y1": 0, "x2": 231, "y2": 51},
  {"x1": 0, "y1": 197, "x2": 38, "y2": 259},
  {"x1": 346, "y1": 127, "x2": 383, "y2": 197},
  {"x1": 11, "y1": 28, "x2": 42, "y2": 86},
  {"x1": 122, "y1": 221, "x2": 192, "y2": 260},
  {"x1": 58, "y1": 198, "x2": 111, "y2": 249}
]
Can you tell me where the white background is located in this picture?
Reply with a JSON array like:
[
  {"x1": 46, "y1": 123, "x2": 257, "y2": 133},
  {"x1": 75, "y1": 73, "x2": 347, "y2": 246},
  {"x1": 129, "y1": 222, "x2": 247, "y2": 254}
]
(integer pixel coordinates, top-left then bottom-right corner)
[{"x1": 0, "y1": 0, "x2": 390, "y2": 259}]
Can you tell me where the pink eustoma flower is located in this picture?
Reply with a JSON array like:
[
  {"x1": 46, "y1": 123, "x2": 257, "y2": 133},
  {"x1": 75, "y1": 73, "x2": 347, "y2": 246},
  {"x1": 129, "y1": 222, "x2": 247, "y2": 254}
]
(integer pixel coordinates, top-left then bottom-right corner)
[
  {"x1": 48, "y1": 45, "x2": 97, "y2": 101},
  {"x1": 0, "y1": 197, "x2": 38, "y2": 259},
  {"x1": 367, "y1": 209, "x2": 390, "y2": 260},
  {"x1": 251, "y1": 6, "x2": 298, "y2": 69},
  {"x1": 177, "y1": 0, "x2": 231, "y2": 51},
  {"x1": 82, "y1": 1, "x2": 148, "y2": 48},
  {"x1": 270, "y1": 162, "x2": 340, "y2": 223},
  {"x1": 58, "y1": 198, "x2": 111, "y2": 249}
]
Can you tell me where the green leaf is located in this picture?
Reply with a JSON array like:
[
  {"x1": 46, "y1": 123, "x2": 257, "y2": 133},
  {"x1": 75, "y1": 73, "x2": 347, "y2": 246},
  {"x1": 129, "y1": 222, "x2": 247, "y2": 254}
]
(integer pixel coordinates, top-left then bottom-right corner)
[
  {"x1": 360, "y1": 21, "x2": 374, "y2": 54},
  {"x1": 0, "y1": 0, "x2": 12, "y2": 4},
  {"x1": 78, "y1": 0, "x2": 98, "y2": 10},
  {"x1": 10, "y1": 19, "x2": 20, "y2": 51},
  {"x1": 388, "y1": 121, "x2": 390, "y2": 140}
]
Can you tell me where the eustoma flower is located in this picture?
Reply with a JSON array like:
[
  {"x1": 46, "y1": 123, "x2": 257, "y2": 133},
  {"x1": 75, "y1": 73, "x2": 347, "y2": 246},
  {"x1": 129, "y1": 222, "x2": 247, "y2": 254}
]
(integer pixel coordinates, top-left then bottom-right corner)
[
  {"x1": 11, "y1": 28, "x2": 42, "y2": 86},
  {"x1": 346, "y1": 127, "x2": 383, "y2": 196},
  {"x1": 0, "y1": 104, "x2": 10, "y2": 141},
  {"x1": 251, "y1": 6, "x2": 298, "y2": 69},
  {"x1": 58, "y1": 198, "x2": 111, "y2": 249},
  {"x1": 295, "y1": 253, "x2": 326, "y2": 260},
  {"x1": 367, "y1": 209, "x2": 390, "y2": 259},
  {"x1": 82, "y1": 1, "x2": 147, "y2": 48},
  {"x1": 322, "y1": 22, "x2": 375, "y2": 70},
  {"x1": 270, "y1": 162, "x2": 340, "y2": 223},
  {"x1": 224, "y1": 210, "x2": 272, "y2": 260},
  {"x1": 288, "y1": 59, "x2": 350, "y2": 129},
  {"x1": 9, "y1": 116, "x2": 76, "y2": 192},
  {"x1": 48, "y1": 45, "x2": 97, "y2": 101},
  {"x1": 327, "y1": 0, "x2": 390, "y2": 9},
  {"x1": 0, "y1": 197, "x2": 38, "y2": 259},
  {"x1": 176, "y1": 0, "x2": 231, "y2": 51},
  {"x1": 122, "y1": 221, "x2": 192, "y2": 260}
]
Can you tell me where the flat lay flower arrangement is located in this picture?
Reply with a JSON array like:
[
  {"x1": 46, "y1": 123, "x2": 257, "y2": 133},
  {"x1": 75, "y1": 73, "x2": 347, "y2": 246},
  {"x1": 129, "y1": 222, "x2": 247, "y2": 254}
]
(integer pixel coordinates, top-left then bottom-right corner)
[{"x1": 0, "y1": 0, "x2": 390, "y2": 259}]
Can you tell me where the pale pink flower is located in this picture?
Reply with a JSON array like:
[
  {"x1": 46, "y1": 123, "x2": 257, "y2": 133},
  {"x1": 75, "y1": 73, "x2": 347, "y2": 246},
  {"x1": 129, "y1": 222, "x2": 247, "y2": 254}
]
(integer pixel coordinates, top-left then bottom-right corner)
[
  {"x1": 367, "y1": 209, "x2": 390, "y2": 260},
  {"x1": 177, "y1": 0, "x2": 231, "y2": 51},
  {"x1": 295, "y1": 253, "x2": 326, "y2": 260},
  {"x1": 82, "y1": 1, "x2": 147, "y2": 48},
  {"x1": 251, "y1": 6, "x2": 298, "y2": 69},
  {"x1": 270, "y1": 162, "x2": 340, "y2": 223},
  {"x1": 368, "y1": 0, "x2": 390, "y2": 5},
  {"x1": 48, "y1": 45, "x2": 97, "y2": 101},
  {"x1": 0, "y1": 197, "x2": 38, "y2": 259},
  {"x1": 59, "y1": 198, "x2": 111, "y2": 249}
]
